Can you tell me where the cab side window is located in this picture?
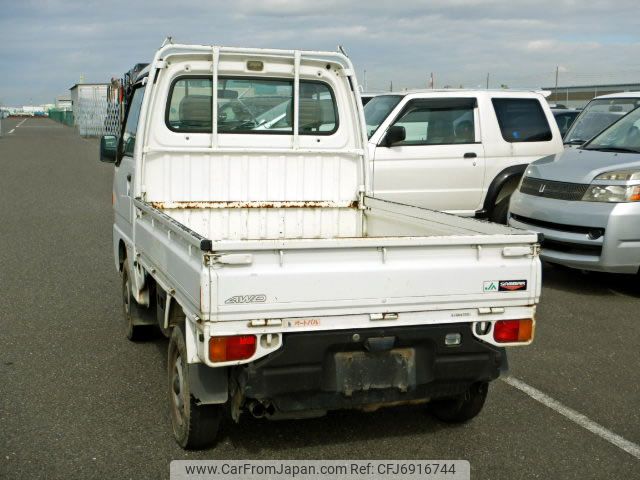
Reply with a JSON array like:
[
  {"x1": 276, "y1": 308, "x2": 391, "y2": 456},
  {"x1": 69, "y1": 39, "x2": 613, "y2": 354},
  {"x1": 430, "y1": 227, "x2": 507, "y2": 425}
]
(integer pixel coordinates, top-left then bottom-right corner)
[
  {"x1": 389, "y1": 98, "x2": 477, "y2": 146},
  {"x1": 121, "y1": 86, "x2": 146, "y2": 156}
]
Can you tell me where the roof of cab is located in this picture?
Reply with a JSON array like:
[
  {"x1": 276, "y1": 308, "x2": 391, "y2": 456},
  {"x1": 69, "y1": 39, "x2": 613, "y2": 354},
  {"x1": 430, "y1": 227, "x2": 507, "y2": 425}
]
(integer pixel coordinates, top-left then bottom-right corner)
[{"x1": 153, "y1": 43, "x2": 352, "y2": 71}]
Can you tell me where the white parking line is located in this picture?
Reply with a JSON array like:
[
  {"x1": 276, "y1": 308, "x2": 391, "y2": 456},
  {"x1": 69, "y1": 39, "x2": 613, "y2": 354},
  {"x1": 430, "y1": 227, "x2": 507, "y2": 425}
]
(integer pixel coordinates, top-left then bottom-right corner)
[
  {"x1": 503, "y1": 376, "x2": 640, "y2": 460},
  {"x1": 16, "y1": 118, "x2": 27, "y2": 128},
  {"x1": 8, "y1": 129, "x2": 15, "y2": 134}
]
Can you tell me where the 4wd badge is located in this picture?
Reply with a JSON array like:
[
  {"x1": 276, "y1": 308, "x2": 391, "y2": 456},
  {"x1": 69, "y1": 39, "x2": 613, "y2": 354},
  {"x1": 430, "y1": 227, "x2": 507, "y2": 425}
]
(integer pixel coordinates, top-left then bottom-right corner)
[
  {"x1": 483, "y1": 280, "x2": 527, "y2": 292},
  {"x1": 224, "y1": 294, "x2": 267, "y2": 304}
]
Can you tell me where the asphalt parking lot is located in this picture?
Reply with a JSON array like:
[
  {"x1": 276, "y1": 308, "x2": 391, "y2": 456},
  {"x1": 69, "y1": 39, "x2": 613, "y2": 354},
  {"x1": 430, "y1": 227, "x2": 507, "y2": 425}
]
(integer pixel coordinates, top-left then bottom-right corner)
[{"x1": 1, "y1": 117, "x2": 638, "y2": 480}]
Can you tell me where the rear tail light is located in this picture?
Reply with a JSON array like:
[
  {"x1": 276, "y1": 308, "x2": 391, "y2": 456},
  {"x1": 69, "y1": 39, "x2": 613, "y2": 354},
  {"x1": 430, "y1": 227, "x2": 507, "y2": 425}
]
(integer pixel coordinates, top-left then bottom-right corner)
[
  {"x1": 209, "y1": 335, "x2": 257, "y2": 362},
  {"x1": 493, "y1": 319, "x2": 534, "y2": 343}
]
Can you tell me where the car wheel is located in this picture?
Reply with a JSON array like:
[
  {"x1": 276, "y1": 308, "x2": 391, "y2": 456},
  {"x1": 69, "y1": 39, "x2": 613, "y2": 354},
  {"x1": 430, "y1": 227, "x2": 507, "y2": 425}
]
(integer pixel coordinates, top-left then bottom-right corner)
[
  {"x1": 122, "y1": 260, "x2": 154, "y2": 341},
  {"x1": 430, "y1": 382, "x2": 488, "y2": 423},
  {"x1": 490, "y1": 196, "x2": 510, "y2": 224},
  {"x1": 168, "y1": 326, "x2": 223, "y2": 450}
]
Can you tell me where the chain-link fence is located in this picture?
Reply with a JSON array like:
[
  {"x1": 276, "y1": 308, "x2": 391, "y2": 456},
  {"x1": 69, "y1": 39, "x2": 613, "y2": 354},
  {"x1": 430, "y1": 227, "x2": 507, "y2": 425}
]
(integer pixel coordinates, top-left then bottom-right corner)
[{"x1": 76, "y1": 96, "x2": 122, "y2": 137}]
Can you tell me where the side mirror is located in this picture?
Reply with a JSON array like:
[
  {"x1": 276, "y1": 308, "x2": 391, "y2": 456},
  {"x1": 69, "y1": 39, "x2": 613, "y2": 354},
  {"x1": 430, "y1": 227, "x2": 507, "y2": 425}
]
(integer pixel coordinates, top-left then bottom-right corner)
[
  {"x1": 383, "y1": 125, "x2": 406, "y2": 147},
  {"x1": 100, "y1": 135, "x2": 117, "y2": 163}
]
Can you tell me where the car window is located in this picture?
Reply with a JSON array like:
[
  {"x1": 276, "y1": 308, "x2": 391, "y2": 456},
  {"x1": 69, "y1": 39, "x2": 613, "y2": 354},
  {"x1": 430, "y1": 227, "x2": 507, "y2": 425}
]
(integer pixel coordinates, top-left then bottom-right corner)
[
  {"x1": 492, "y1": 98, "x2": 552, "y2": 142},
  {"x1": 364, "y1": 95, "x2": 403, "y2": 138},
  {"x1": 166, "y1": 77, "x2": 337, "y2": 135},
  {"x1": 388, "y1": 98, "x2": 476, "y2": 146},
  {"x1": 121, "y1": 86, "x2": 145, "y2": 156},
  {"x1": 583, "y1": 107, "x2": 640, "y2": 152},
  {"x1": 564, "y1": 98, "x2": 640, "y2": 144},
  {"x1": 553, "y1": 112, "x2": 579, "y2": 137}
]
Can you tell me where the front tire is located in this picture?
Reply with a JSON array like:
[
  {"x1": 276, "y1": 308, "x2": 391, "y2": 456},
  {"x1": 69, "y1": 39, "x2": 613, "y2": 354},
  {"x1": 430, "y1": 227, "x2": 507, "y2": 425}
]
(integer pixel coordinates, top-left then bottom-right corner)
[
  {"x1": 489, "y1": 195, "x2": 510, "y2": 224},
  {"x1": 430, "y1": 382, "x2": 489, "y2": 423},
  {"x1": 168, "y1": 326, "x2": 222, "y2": 450}
]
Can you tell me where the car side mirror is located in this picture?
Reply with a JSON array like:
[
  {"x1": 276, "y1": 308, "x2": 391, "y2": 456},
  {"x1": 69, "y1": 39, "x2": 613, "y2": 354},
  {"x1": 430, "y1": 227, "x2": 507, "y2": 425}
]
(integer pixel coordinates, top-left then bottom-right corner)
[
  {"x1": 100, "y1": 135, "x2": 117, "y2": 163},
  {"x1": 383, "y1": 125, "x2": 406, "y2": 147}
]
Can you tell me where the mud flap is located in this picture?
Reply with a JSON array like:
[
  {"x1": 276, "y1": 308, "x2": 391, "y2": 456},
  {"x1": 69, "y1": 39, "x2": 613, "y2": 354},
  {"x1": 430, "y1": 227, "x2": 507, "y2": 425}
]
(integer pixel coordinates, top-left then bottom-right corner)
[{"x1": 188, "y1": 364, "x2": 228, "y2": 405}]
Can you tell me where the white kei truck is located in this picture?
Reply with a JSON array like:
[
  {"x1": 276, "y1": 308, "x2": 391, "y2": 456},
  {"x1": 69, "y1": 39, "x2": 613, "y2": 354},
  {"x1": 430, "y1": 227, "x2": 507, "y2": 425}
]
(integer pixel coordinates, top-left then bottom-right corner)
[{"x1": 99, "y1": 43, "x2": 541, "y2": 450}]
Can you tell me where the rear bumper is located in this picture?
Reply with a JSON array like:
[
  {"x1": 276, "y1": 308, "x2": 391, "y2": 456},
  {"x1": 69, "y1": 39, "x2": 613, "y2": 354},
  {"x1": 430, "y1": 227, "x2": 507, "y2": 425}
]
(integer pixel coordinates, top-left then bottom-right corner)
[
  {"x1": 509, "y1": 191, "x2": 640, "y2": 274},
  {"x1": 236, "y1": 323, "x2": 507, "y2": 413}
]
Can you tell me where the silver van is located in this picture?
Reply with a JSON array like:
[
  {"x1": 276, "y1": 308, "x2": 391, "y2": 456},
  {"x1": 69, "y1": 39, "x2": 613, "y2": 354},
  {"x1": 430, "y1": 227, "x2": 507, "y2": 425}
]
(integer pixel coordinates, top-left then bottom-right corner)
[{"x1": 510, "y1": 105, "x2": 640, "y2": 274}]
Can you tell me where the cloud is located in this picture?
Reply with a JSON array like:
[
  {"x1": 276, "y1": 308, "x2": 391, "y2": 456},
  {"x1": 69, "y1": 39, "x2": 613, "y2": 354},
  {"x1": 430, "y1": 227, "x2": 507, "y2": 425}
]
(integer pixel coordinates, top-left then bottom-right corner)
[
  {"x1": 1, "y1": 1, "x2": 640, "y2": 104},
  {"x1": 526, "y1": 40, "x2": 557, "y2": 52}
]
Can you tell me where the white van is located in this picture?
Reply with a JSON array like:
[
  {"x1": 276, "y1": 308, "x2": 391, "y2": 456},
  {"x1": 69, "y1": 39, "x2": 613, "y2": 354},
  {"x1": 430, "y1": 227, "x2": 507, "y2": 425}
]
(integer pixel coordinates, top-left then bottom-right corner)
[{"x1": 365, "y1": 90, "x2": 564, "y2": 222}]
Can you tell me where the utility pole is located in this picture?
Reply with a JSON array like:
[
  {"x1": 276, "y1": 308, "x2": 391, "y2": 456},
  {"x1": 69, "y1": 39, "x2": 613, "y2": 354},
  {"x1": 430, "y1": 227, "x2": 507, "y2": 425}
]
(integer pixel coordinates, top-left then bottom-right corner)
[
  {"x1": 430, "y1": 72, "x2": 435, "y2": 89},
  {"x1": 363, "y1": 69, "x2": 368, "y2": 92},
  {"x1": 389, "y1": 81, "x2": 393, "y2": 92},
  {"x1": 486, "y1": 73, "x2": 490, "y2": 89},
  {"x1": 554, "y1": 66, "x2": 559, "y2": 100}
]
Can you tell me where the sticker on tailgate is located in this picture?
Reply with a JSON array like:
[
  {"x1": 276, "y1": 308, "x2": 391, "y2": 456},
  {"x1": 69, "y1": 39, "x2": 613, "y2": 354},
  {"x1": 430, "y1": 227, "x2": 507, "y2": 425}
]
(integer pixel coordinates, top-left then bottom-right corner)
[{"x1": 483, "y1": 280, "x2": 527, "y2": 292}]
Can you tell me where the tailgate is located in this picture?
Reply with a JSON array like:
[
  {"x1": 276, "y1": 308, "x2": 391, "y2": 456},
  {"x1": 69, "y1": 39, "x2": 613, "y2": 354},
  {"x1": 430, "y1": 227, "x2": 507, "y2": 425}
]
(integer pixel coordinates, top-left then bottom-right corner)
[{"x1": 208, "y1": 240, "x2": 540, "y2": 321}]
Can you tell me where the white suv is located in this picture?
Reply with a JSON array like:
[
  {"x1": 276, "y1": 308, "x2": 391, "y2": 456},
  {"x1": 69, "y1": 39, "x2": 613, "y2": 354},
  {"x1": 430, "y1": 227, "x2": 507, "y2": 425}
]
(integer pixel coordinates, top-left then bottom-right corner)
[{"x1": 365, "y1": 90, "x2": 563, "y2": 222}]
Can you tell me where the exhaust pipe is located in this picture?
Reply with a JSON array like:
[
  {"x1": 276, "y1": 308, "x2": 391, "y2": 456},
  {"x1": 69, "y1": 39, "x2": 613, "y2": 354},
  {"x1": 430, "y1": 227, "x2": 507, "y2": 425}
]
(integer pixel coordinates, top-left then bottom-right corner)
[{"x1": 247, "y1": 400, "x2": 273, "y2": 418}]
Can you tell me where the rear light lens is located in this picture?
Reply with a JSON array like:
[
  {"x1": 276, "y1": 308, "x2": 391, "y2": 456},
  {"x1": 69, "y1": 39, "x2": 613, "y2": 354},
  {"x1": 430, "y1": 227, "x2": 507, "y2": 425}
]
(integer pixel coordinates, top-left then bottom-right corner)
[
  {"x1": 493, "y1": 319, "x2": 534, "y2": 343},
  {"x1": 209, "y1": 335, "x2": 257, "y2": 362}
]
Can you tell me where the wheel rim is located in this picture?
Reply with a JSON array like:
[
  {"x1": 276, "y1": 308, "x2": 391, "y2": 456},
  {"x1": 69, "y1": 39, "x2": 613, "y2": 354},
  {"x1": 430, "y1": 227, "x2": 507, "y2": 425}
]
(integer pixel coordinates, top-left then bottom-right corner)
[
  {"x1": 171, "y1": 354, "x2": 186, "y2": 427},
  {"x1": 122, "y1": 269, "x2": 133, "y2": 336}
]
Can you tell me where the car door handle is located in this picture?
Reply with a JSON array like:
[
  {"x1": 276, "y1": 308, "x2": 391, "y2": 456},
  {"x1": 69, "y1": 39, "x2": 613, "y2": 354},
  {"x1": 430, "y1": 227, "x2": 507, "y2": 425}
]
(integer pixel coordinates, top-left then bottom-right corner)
[
  {"x1": 126, "y1": 174, "x2": 131, "y2": 181},
  {"x1": 464, "y1": 152, "x2": 477, "y2": 159}
]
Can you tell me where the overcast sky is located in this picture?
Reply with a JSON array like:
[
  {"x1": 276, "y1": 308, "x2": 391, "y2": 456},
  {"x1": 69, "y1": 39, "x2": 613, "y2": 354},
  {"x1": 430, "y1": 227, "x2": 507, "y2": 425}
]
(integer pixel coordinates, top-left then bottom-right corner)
[{"x1": 1, "y1": 0, "x2": 639, "y2": 105}]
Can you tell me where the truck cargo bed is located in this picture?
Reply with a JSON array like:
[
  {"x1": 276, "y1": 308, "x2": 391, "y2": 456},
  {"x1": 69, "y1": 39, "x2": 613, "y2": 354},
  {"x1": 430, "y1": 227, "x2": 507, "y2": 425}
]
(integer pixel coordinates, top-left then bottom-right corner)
[{"x1": 133, "y1": 196, "x2": 540, "y2": 323}]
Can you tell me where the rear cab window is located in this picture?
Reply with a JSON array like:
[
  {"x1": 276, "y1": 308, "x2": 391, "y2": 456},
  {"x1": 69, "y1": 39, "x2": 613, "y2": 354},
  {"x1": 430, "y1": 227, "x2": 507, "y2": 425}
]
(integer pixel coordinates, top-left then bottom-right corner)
[
  {"x1": 166, "y1": 77, "x2": 338, "y2": 135},
  {"x1": 492, "y1": 98, "x2": 552, "y2": 142}
]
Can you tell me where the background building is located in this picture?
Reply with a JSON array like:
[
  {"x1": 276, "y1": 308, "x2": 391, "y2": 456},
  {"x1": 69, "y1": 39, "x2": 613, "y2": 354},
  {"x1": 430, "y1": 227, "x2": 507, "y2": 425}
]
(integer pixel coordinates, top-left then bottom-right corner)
[
  {"x1": 55, "y1": 95, "x2": 72, "y2": 110},
  {"x1": 69, "y1": 83, "x2": 109, "y2": 136},
  {"x1": 546, "y1": 83, "x2": 640, "y2": 108}
]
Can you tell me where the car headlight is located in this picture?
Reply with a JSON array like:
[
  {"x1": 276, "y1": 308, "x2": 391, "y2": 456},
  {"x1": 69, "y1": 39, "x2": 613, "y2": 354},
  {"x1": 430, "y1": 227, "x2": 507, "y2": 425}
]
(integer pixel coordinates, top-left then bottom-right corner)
[
  {"x1": 594, "y1": 170, "x2": 640, "y2": 181},
  {"x1": 582, "y1": 184, "x2": 640, "y2": 202}
]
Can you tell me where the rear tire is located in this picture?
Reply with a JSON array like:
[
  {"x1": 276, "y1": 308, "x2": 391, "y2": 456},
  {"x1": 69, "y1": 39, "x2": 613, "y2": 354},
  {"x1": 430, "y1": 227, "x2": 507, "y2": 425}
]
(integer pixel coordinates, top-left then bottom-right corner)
[
  {"x1": 122, "y1": 260, "x2": 154, "y2": 341},
  {"x1": 168, "y1": 326, "x2": 222, "y2": 450},
  {"x1": 430, "y1": 382, "x2": 488, "y2": 423}
]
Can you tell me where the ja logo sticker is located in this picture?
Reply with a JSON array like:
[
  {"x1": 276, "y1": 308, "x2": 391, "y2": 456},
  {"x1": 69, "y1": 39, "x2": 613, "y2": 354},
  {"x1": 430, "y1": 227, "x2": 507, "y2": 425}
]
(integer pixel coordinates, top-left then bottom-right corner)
[{"x1": 483, "y1": 281, "x2": 498, "y2": 292}]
